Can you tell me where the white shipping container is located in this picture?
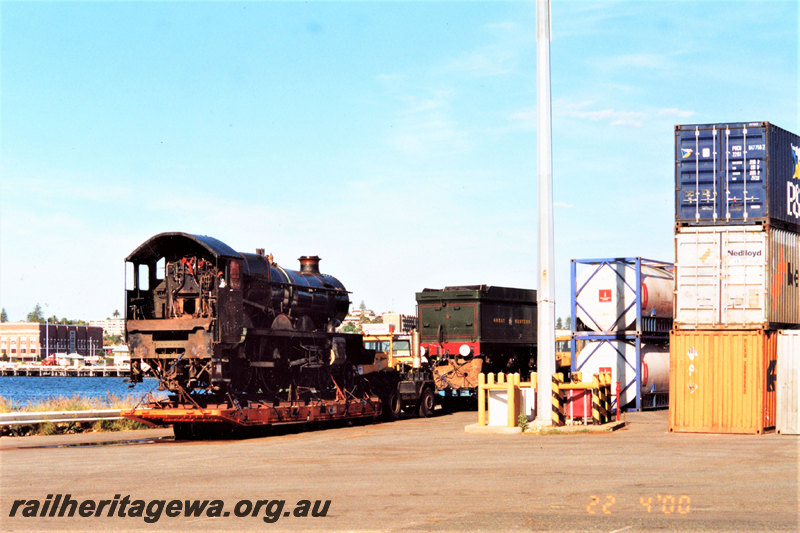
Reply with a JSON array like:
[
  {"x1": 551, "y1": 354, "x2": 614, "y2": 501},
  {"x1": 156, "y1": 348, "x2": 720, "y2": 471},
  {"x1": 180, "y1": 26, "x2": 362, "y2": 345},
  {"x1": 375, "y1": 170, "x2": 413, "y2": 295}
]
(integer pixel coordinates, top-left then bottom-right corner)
[
  {"x1": 675, "y1": 225, "x2": 800, "y2": 328},
  {"x1": 777, "y1": 330, "x2": 800, "y2": 435}
]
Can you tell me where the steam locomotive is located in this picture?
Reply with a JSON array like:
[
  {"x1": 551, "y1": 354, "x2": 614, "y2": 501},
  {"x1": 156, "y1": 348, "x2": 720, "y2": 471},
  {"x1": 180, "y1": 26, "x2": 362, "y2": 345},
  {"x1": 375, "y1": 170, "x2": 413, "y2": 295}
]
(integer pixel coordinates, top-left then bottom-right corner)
[{"x1": 125, "y1": 232, "x2": 374, "y2": 407}]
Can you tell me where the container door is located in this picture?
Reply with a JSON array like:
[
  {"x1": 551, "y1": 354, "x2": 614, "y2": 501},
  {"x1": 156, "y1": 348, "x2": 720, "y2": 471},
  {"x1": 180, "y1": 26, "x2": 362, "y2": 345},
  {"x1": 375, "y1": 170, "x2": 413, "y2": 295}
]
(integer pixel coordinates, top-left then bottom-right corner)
[
  {"x1": 721, "y1": 125, "x2": 768, "y2": 223},
  {"x1": 676, "y1": 126, "x2": 721, "y2": 223},
  {"x1": 720, "y1": 229, "x2": 767, "y2": 326},
  {"x1": 675, "y1": 229, "x2": 721, "y2": 326}
]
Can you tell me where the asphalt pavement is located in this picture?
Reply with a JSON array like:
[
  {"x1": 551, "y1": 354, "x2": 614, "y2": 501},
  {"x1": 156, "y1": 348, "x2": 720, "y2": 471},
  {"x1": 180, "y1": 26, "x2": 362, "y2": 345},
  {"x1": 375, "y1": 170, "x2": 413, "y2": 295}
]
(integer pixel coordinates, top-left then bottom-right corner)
[{"x1": 1, "y1": 410, "x2": 797, "y2": 532}]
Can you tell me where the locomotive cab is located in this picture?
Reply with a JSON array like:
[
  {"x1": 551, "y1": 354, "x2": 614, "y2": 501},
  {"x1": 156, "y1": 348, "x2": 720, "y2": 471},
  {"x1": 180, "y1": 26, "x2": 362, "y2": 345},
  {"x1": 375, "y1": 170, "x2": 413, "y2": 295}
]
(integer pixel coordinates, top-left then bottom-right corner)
[{"x1": 125, "y1": 233, "x2": 244, "y2": 395}]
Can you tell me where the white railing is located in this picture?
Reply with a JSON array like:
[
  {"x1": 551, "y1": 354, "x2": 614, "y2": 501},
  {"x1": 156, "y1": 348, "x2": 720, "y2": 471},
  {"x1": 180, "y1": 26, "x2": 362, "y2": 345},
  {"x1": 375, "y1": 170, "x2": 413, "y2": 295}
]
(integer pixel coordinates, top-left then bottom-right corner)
[{"x1": 0, "y1": 409, "x2": 123, "y2": 427}]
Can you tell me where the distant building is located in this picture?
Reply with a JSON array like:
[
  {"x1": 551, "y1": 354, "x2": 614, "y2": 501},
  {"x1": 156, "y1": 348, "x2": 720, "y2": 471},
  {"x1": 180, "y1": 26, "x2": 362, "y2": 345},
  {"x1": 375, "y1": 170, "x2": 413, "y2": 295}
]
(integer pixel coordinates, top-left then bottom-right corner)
[
  {"x1": 0, "y1": 322, "x2": 103, "y2": 361},
  {"x1": 381, "y1": 313, "x2": 418, "y2": 333},
  {"x1": 111, "y1": 345, "x2": 130, "y2": 366},
  {"x1": 89, "y1": 318, "x2": 125, "y2": 337},
  {"x1": 361, "y1": 323, "x2": 395, "y2": 335},
  {"x1": 338, "y1": 311, "x2": 417, "y2": 334},
  {"x1": 341, "y1": 308, "x2": 377, "y2": 326}
]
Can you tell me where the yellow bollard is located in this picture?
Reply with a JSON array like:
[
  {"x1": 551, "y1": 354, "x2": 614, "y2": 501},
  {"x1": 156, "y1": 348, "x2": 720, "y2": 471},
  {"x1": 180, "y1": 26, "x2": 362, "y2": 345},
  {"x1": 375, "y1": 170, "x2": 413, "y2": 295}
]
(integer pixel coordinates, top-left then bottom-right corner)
[
  {"x1": 506, "y1": 374, "x2": 516, "y2": 427},
  {"x1": 478, "y1": 373, "x2": 486, "y2": 426}
]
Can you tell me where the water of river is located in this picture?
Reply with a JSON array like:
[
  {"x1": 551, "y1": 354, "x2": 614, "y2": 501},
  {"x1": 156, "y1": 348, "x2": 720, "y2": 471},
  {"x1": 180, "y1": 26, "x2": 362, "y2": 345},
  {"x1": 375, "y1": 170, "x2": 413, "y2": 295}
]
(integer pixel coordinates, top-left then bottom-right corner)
[{"x1": 0, "y1": 376, "x2": 166, "y2": 406}]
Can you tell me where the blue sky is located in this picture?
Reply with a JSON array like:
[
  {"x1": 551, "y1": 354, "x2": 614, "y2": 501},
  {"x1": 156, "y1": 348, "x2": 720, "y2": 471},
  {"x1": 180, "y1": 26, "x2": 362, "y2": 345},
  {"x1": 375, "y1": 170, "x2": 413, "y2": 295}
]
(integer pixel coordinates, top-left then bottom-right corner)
[{"x1": 1, "y1": 0, "x2": 798, "y2": 322}]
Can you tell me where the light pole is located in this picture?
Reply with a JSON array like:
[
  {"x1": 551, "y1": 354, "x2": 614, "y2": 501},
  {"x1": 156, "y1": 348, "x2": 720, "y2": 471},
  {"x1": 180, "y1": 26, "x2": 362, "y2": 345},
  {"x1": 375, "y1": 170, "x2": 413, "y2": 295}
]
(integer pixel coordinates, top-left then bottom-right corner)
[
  {"x1": 44, "y1": 303, "x2": 49, "y2": 363},
  {"x1": 536, "y1": 0, "x2": 556, "y2": 424}
]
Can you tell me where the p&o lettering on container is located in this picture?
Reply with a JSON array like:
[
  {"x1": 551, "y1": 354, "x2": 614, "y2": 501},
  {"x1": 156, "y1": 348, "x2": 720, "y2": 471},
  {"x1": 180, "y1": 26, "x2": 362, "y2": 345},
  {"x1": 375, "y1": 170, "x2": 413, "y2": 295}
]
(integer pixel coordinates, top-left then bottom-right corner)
[
  {"x1": 788, "y1": 180, "x2": 800, "y2": 219},
  {"x1": 786, "y1": 143, "x2": 800, "y2": 219}
]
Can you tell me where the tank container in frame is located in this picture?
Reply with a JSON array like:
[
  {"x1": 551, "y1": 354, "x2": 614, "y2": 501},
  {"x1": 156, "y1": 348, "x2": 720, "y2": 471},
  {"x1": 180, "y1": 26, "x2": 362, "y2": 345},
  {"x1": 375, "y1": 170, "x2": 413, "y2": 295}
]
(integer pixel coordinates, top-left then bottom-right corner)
[
  {"x1": 572, "y1": 258, "x2": 674, "y2": 333},
  {"x1": 674, "y1": 225, "x2": 800, "y2": 329},
  {"x1": 573, "y1": 340, "x2": 669, "y2": 407},
  {"x1": 776, "y1": 330, "x2": 800, "y2": 435},
  {"x1": 669, "y1": 330, "x2": 777, "y2": 434},
  {"x1": 675, "y1": 121, "x2": 800, "y2": 232}
]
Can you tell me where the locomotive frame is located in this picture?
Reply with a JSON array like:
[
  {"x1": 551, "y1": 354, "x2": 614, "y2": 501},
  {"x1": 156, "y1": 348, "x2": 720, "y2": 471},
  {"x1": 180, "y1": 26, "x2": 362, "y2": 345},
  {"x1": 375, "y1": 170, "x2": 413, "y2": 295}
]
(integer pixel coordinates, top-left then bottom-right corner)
[{"x1": 123, "y1": 232, "x2": 377, "y2": 418}]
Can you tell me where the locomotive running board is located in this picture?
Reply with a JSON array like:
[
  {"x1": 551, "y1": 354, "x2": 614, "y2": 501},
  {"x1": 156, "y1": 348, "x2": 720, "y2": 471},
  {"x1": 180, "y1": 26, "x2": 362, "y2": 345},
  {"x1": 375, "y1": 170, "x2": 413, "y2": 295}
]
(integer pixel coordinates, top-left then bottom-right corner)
[{"x1": 121, "y1": 396, "x2": 382, "y2": 427}]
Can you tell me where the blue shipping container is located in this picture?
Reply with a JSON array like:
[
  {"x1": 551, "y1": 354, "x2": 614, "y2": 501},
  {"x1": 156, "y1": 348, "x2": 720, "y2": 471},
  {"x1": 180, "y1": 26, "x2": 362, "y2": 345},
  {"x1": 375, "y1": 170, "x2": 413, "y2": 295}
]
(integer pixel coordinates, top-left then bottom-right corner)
[{"x1": 675, "y1": 121, "x2": 800, "y2": 232}]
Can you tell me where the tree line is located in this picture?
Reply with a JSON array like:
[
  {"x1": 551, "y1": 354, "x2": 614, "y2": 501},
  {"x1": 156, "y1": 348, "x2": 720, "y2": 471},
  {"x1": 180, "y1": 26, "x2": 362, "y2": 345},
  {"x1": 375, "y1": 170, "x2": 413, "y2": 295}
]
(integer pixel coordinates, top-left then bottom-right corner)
[
  {"x1": 0, "y1": 303, "x2": 122, "y2": 326},
  {"x1": 24, "y1": 303, "x2": 89, "y2": 326}
]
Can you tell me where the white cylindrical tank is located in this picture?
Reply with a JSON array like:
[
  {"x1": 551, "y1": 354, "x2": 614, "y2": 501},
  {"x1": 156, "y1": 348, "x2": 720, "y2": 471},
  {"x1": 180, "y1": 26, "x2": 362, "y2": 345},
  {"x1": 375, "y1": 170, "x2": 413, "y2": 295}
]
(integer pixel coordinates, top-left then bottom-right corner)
[
  {"x1": 576, "y1": 262, "x2": 673, "y2": 333},
  {"x1": 574, "y1": 341, "x2": 669, "y2": 407}
]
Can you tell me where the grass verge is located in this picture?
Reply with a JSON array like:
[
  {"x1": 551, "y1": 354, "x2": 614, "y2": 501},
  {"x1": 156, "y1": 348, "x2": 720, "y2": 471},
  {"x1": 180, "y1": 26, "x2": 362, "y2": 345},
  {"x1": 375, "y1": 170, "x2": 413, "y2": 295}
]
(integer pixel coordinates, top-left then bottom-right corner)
[{"x1": 0, "y1": 393, "x2": 150, "y2": 436}]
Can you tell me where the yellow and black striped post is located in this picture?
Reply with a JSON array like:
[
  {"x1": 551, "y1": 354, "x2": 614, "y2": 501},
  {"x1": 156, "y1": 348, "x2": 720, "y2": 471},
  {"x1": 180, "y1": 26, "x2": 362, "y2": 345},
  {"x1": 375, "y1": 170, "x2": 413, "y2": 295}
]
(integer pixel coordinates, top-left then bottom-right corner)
[
  {"x1": 601, "y1": 371, "x2": 612, "y2": 424},
  {"x1": 552, "y1": 372, "x2": 564, "y2": 426},
  {"x1": 591, "y1": 373, "x2": 603, "y2": 425}
]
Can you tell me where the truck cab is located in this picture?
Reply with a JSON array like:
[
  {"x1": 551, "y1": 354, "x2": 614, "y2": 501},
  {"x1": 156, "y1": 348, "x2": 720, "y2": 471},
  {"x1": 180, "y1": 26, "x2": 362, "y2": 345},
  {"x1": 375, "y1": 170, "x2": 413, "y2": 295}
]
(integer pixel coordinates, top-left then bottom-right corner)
[{"x1": 358, "y1": 330, "x2": 436, "y2": 419}]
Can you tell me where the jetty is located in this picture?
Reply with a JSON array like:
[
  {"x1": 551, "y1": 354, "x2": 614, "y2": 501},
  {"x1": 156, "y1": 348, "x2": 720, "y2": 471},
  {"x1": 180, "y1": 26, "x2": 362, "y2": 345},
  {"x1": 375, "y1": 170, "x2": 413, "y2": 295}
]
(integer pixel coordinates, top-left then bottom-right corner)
[{"x1": 0, "y1": 365, "x2": 130, "y2": 377}]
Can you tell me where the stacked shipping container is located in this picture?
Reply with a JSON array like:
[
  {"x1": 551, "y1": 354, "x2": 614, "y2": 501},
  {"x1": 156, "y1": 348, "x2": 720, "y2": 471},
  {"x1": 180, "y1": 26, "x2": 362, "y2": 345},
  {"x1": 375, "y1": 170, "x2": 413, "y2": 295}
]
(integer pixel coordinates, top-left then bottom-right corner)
[
  {"x1": 776, "y1": 330, "x2": 800, "y2": 434},
  {"x1": 674, "y1": 225, "x2": 800, "y2": 328},
  {"x1": 670, "y1": 121, "x2": 800, "y2": 434}
]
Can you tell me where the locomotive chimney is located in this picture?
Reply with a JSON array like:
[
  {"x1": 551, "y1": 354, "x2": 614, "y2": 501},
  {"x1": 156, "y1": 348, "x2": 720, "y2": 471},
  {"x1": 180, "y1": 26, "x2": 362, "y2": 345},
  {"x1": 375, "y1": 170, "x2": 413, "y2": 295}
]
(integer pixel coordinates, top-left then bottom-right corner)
[{"x1": 299, "y1": 255, "x2": 321, "y2": 274}]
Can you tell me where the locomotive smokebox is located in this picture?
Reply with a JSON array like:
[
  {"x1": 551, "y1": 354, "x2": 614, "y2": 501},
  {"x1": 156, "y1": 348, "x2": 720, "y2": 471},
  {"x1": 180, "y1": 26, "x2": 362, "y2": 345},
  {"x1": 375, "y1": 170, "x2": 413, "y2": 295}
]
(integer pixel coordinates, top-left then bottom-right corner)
[{"x1": 299, "y1": 255, "x2": 321, "y2": 274}]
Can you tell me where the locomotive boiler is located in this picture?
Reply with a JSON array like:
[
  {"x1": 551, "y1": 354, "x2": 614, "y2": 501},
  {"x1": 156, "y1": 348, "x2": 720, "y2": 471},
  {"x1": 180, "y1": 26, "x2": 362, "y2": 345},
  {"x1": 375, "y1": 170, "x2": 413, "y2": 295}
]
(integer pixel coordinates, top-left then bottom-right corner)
[{"x1": 125, "y1": 232, "x2": 374, "y2": 408}]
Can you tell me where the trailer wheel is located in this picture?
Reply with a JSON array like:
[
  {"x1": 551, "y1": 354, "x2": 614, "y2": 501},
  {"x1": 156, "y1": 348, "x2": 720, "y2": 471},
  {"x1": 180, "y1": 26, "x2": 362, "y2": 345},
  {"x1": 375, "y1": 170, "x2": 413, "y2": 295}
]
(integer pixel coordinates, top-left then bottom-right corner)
[
  {"x1": 418, "y1": 388, "x2": 435, "y2": 418},
  {"x1": 173, "y1": 423, "x2": 195, "y2": 440}
]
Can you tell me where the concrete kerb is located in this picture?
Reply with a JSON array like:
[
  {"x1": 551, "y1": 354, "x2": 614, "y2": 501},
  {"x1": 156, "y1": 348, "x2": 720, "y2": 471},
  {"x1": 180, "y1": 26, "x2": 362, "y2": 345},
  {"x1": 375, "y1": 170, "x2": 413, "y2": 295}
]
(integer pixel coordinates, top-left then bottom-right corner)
[
  {"x1": 464, "y1": 423, "x2": 522, "y2": 435},
  {"x1": 465, "y1": 419, "x2": 627, "y2": 435}
]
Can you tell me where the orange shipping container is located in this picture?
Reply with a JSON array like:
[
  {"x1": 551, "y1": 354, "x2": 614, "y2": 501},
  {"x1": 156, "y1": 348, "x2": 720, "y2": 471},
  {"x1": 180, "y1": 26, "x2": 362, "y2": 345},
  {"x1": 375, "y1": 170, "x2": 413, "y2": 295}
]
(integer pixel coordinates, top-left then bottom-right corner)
[{"x1": 669, "y1": 330, "x2": 778, "y2": 434}]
